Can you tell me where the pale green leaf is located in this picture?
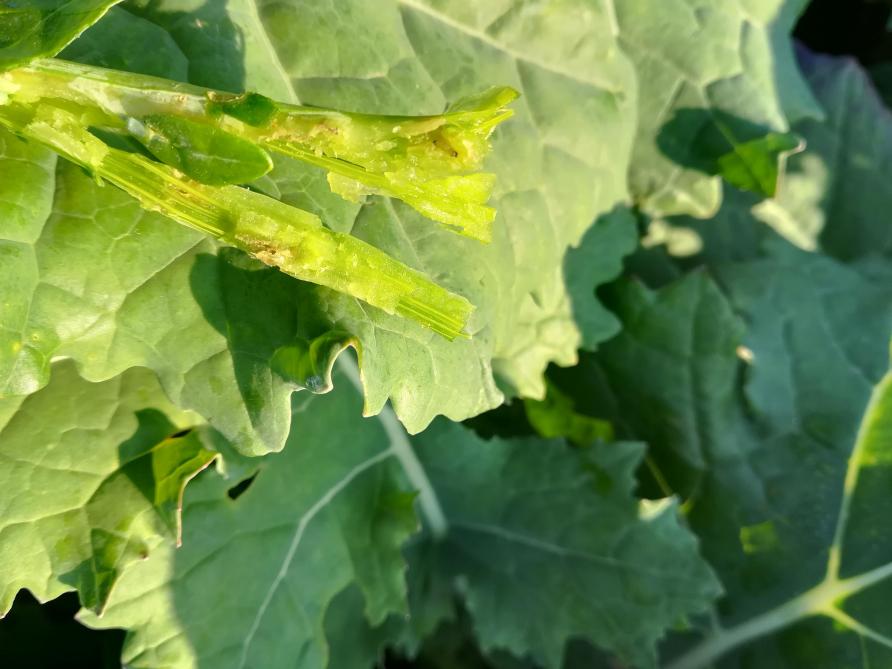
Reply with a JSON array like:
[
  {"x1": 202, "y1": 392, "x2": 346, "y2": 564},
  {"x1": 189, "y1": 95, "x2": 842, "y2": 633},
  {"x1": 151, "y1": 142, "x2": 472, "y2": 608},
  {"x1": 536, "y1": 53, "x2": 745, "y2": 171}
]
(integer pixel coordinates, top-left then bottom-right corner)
[
  {"x1": 179, "y1": 0, "x2": 640, "y2": 413},
  {"x1": 616, "y1": 0, "x2": 822, "y2": 217},
  {"x1": 0, "y1": 361, "x2": 216, "y2": 615},
  {"x1": 0, "y1": 1, "x2": 640, "y2": 451}
]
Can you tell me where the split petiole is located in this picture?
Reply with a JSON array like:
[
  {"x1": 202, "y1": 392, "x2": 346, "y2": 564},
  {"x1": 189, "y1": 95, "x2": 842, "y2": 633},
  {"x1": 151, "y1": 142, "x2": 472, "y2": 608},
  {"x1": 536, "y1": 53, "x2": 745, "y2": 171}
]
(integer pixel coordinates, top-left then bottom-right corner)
[
  {"x1": 1, "y1": 58, "x2": 516, "y2": 241},
  {"x1": 0, "y1": 101, "x2": 474, "y2": 340}
]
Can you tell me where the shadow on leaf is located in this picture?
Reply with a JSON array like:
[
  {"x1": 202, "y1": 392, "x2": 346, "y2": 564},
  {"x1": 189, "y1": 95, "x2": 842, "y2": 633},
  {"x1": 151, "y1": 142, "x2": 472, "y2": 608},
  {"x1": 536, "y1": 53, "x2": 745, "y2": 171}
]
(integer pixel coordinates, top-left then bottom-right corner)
[{"x1": 657, "y1": 108, "x2": 802, "y2": 198}]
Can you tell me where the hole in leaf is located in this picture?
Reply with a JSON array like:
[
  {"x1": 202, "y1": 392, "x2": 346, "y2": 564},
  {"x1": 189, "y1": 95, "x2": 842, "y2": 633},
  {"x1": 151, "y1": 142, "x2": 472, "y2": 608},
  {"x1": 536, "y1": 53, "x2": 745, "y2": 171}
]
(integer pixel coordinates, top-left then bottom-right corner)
[{"x1": 227, "y1": 473, "x2": 258, "y2": 500}]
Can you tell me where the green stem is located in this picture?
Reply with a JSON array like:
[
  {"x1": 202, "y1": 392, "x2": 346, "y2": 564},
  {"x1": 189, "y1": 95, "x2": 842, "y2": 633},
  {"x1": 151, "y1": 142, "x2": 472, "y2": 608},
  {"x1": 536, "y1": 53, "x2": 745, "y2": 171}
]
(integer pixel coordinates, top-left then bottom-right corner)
[{"x1": 0, "y1": 103, "x2": 472, "y2": 340}]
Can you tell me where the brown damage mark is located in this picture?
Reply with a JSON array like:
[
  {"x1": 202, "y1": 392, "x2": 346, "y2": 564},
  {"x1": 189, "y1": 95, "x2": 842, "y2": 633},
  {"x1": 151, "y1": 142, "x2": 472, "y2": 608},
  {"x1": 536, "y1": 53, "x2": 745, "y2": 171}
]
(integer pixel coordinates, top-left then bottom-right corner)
[{"x1": 239, "y1": 237, "x2": 296, "y2": 270}]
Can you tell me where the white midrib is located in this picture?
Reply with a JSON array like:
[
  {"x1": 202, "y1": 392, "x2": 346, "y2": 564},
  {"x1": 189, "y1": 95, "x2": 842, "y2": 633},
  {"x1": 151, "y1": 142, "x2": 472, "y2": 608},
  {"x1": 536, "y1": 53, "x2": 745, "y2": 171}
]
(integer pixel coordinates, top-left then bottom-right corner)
[
  {"x1": 236, "y1": 447, "x2": 395, "y2": 668},
  {"x1": 338, "y1": 356, "x2": 448, "y2": 538},
  {"x1": 666, "y1": 561, "x2": 892, "y2": 669},
  {"x1": 236, "y1": 355, "x2": 447, "y2": 666},
  {"x1": 668, "y1": 369, "x2": 892, "y2": 669}
]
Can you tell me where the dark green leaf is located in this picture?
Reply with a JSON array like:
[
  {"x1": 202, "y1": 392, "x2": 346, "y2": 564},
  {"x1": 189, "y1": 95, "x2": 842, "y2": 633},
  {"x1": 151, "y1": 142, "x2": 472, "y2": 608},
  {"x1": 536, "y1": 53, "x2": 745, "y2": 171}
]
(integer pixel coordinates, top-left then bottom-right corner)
[
  {"x1": 82, "y1": 367, "x2": 718, "y2": 669},
  {"x1": 403, "y1": 423, "x2": 720, "y2": 669},
  {"x1": 595, "y1": 271, "x2": 746, "y2": 498},
  {"x1": 0, "y1": 0, "x2": 121, "y2": 71},
  {"x1": 130, "y1": 114, "x2": 273, "y2": 186},
  {"x1": 764, "y1": 49, "x2": 892, "y2": 260},
  {"x1": 578, "y1": 240, "x2": 892, "y2": 668},
  {"x1": 207, "y1": 91, "x2": 279, "y2": 127}
]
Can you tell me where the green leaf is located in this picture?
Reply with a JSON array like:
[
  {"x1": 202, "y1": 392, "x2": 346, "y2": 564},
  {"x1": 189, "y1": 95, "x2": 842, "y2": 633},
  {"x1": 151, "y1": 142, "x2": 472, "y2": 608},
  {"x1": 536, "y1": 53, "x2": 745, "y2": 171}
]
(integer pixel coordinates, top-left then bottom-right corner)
[
  {"x1": 715, "y1": 131, "x2": 803, "y2": 197},
  {"x1": 82, "y1": 365, "x2": 718, "y2": 669},
  {"x1": 270, "y1": 331, "x2": 359, "y2": 394},
  {"x1": 524, "y1": 380, "x2": 614, "y2": 446},
  {"x1": 279, "y1": 0, "x2": 637, "y2": 408},
  {"x1": 0, "y1": 11, "x2": 420, "y2": 453},
  {"x1": 128, "y1": 114, "x2": 274, "y2": 186},
  {"x1": 81, "y1": 371, "x2": 418, "y2": 669},
  {"x1": 759, "y1": 49, "x2": 892, "y2": 260},
  {"x1": 402, "y1": 423, "x2": 720, "y2": 669},
  {"x1": 616, "y1": 0, "x2": 822, "y2": 217},
  {"x1": 58, "y1": 5, "x2": 188, "y2": 79},
  {"x1": 0, "y1": 361, "x2": 216, "y2": 615},
  {"x1": 0, "y1": 1, "x2": 641, "y2": 447},
  {"x1": 0, "y1": 0, "x2": 121, "y2": 71},
  {"x1": 594, "y1": 271, "x2": 747, "y2": 497},
  {"x1": 0, "y1": 144, "x2": 355, "y2": 455},
  {"x1": 0, "y1": 89, "x2": 476, "y2": 339}
]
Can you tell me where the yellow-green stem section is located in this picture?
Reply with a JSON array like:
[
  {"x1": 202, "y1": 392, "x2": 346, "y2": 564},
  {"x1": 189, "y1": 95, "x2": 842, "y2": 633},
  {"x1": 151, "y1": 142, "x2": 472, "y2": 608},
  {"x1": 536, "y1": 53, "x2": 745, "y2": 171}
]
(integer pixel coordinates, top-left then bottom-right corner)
[
  {"x1": 0, "y1": 105, "x2": 472, "y2": 340},
  {"x1": 1, "y1": 58, "x2": 513, "y2": 241}
]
